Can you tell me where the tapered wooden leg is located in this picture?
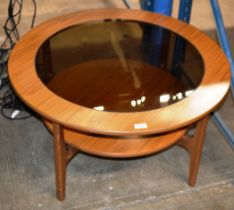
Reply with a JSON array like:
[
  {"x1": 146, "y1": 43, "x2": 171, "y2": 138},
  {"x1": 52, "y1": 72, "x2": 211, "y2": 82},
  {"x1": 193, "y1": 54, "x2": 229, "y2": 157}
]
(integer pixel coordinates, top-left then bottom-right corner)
[
  {"x1": 177, "y1": 116, "x2": 209, "y2": 186},
  {"x1": 52, "y1": 123, "x2": 79, "y2": 201},
  {"x1": 53, "y1": 123, "x2": 66, "y2": 201}
]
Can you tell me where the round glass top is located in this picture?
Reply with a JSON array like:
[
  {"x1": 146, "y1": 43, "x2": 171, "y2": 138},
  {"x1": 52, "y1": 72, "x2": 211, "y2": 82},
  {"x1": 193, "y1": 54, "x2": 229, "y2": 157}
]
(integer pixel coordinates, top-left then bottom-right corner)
[{"x1": 36, "y1": 20, "x2": 204, "y2": 112}]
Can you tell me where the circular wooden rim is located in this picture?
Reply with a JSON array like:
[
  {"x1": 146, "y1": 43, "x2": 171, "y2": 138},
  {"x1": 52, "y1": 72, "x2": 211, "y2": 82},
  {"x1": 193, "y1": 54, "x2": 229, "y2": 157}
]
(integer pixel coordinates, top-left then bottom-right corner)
[{"x1": 8, "y1": 9, "x2": 230, "y2": 136}]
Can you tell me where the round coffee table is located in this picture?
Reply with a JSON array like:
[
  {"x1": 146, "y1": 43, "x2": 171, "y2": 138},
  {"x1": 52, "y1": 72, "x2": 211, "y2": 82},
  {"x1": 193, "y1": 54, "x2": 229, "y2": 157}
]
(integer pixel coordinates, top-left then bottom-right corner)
[{"x1": 8, "y1": 9, "x2": 230, "y2": 201}]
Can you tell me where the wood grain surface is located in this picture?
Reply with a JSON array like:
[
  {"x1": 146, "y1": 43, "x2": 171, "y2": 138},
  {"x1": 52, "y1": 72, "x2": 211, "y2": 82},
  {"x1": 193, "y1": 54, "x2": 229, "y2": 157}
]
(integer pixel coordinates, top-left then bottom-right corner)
[
  {"x1": 46, "y1": 120, "x2": 187, "y2": 158},
  {"x1": 8, "y1": 9, "x2": 230, "y2": 136},
  {"x1": 47, "y1": 59, "x2": 187, "y2": 112}
]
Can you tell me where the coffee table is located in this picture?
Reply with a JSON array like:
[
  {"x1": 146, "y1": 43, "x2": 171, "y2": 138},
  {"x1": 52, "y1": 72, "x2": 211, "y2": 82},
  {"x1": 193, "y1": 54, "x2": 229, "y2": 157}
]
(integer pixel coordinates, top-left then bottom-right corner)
[{"x1": 8, "y1": 9, "x2": 230, "y2": 201}]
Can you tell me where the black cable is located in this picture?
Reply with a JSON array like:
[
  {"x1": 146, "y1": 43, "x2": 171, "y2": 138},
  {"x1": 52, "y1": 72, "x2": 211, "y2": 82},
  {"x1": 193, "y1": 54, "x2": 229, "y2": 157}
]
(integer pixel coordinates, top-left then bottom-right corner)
[
  {"x1": 0, "y1": 0, "x2": 36, "y2": 120},
  {"x1": 31, "y1": 0, "x2": 37, "y2": 28},
  {"x1": 8, "y1": 0, "x2": 21, "y2": 40},
  {"x1": 123, "y1": 0, "x2": 132, "y2": 9},
  {"x1": 1, "y1": 1, "x2": 21, "y2": 49}
]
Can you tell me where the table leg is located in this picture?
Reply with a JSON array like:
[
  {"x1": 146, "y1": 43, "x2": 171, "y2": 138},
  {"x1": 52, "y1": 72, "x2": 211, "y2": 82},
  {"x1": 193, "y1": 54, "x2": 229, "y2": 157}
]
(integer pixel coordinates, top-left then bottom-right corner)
[
  {"x1": 52, "y1": 123, "x2": 79, "y2": 201},
  {"x1": 177, "y1": 116, "x2": 209, "y2": 186},
  {"x1": 53, "y1": 123, "x2": 66, "y2": 201}
]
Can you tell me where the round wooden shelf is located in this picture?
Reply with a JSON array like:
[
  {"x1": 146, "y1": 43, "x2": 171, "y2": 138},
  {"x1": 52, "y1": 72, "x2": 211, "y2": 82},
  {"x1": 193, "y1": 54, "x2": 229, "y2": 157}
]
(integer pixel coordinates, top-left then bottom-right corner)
[
  {"x1": 47, "y1": 59, "x2": 186, "y2": 112},
  {"x1": 45, "y1": 120, "x2": 187, "y2": 158}
]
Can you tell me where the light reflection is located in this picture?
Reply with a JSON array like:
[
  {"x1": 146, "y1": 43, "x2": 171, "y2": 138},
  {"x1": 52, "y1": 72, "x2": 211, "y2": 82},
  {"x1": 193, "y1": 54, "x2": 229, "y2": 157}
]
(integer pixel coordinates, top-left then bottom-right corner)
[
  {"x1": 159, "y1": 90, "x2": 193, "y2": 104},
  {"x1": 94, "y1": 90, "x2": 194, "y2": 111},
  {"x1": 160, "y1": 94, "x2": 170, "y2": 103},
  {"x1": 131, "y1": 100, "x2": 137, "y2": 107},
  {"x1": 137, "y1": 99, "x2": 141, "y2": 105},
  {"x1": 185, "y1": 90, "x2": 194, "y2": 96},
  {"x1": 94, "y1": 106, "x2": 104, "y2": 111},
  {"x1": 130, "y1": 96, "x2": 146, "y2": 107},
  {"x1": 176, "y1": 92, "x2": 183, "y2": 100},
  {"x1": 141, "y1": 96, "x2": 146, "y2": 102}
]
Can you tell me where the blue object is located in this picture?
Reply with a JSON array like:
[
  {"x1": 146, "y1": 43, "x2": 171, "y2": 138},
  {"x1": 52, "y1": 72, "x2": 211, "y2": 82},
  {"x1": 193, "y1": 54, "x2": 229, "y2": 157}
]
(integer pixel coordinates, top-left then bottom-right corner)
[
  {"x1": 212, "y1": 112, "x2": 234, "y2": 149},
  {"x1": 178, "y1": 0, "x2": 193, "y2": 22},
  {"x1": 210, "y1": 0, "x2": 234, "y2": 149},
  {"x1": 172, "y1": 0, "x2": 193, "y2": 77},
  {"x1": 141, "y1": 0, "x2": 173, "y2": 65},
  {"x1": 141, "y1": 0, "x2": 234, "y2": 149},
  {"x1": 141, "y1": 0, "x2": 173, "y2": 16},
  {"x1": 210, "y1": 0, "x2": 234, "y2": 97}
]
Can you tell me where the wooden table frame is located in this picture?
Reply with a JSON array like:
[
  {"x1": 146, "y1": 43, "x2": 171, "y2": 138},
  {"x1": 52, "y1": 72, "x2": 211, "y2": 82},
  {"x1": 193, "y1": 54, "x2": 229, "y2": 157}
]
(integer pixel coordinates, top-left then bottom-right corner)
[
  {"x1": 8, "y1": 9, "x2": 230, "y2": 201},
  {"x1": 46, "y1": 116, "x2": 209, "y2": 201}
]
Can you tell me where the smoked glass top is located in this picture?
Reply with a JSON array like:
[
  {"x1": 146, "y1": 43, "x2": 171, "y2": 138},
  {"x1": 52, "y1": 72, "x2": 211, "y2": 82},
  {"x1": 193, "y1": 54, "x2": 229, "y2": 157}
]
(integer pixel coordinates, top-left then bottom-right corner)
[{"x1": 36, "y1": 20, "x2": 204, "y2": 112}]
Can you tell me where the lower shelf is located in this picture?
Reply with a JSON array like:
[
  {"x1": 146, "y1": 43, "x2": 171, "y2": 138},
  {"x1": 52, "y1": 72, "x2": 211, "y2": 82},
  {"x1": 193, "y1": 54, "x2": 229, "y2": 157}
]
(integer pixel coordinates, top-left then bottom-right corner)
[{"x1": 45, "y1": 120, "x2": 187, "y2": 158}]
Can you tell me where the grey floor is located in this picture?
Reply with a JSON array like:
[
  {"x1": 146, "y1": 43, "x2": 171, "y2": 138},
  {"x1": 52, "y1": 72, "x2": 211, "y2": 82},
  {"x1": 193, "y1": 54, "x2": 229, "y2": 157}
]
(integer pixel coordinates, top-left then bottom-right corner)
[
  {"x1": 1, "y1": 0, "x2": 234, "y2": 210},
  {"x1": 0, "y1": 100, "x2": 234, "y2": 210}
]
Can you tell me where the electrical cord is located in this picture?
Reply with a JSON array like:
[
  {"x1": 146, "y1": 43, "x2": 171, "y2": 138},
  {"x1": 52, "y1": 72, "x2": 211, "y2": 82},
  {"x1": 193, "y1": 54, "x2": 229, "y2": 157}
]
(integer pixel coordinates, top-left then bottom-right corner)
[
  {"x1": 0, "y1": 0, "x2": 37, "y2": 120},
  {"x1": 122, "y1": 0, "x2": 132, "y2": 9},
  {"x1": 1, "y1": 0, "x2": 131, "y2": 120},
  {"x1": 31, "y1": 0, "x2": 37, "y2": 28}
]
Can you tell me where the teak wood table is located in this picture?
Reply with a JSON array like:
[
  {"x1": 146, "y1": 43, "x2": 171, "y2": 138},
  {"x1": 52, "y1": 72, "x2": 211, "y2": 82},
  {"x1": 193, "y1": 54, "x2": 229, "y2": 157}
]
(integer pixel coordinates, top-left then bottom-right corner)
[{"x1": 8, "y1": 9, "x2": 230, "y2": 201}]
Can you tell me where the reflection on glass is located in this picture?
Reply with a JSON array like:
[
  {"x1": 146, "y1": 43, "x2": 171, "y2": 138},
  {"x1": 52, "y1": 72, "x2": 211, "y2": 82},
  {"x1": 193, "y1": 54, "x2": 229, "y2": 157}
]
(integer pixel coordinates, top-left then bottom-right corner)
[
  {"x1": 93, "y1": 106, "x2": 105, "y2": 111},
  {"x1": 160, "y1": 94, "x2": 170, "y2": 103},
  {"x1": 36, "y1": 20, "x2": 204, "y2": 112}
]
